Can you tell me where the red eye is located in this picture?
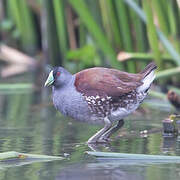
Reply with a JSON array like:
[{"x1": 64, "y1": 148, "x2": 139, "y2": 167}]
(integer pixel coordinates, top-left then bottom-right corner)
[{"x1": 56, "y1": 72, "x2": 61, "y2": 76}]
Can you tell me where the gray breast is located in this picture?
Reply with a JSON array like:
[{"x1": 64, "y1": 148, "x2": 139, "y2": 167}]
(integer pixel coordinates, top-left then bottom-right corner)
[{"x1": 52, "y1": 76, "x2": 103, "y2": 123}]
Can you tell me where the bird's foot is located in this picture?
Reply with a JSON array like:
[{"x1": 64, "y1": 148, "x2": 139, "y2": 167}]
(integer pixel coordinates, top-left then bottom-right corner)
[
  {"x1": 98, "y1": 137, "x2": 112, "y2": 143},
  {"x1": 87, "y1": 137, "x2": 111, "y2": 144},
  {"x1": 97, "y1": 139, "x2": 108, "y2": 143}
]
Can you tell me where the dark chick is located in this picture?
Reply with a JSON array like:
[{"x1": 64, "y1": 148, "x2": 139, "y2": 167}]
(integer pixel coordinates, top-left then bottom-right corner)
[
  {"x1": 167, "y1": 90, "x2": 180, "y2": 110},
  {"x1": 45, "y1": 62, "x2": 157, "y2": 143}
]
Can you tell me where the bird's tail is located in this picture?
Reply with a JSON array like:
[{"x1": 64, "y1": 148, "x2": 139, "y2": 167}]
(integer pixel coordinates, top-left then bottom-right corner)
[
  {"x1": 140, "y1": 62, "x2": 157, "y2": 78},
  {"x1": 137, "y1": 62, "x2": 157, "y2": 93}
]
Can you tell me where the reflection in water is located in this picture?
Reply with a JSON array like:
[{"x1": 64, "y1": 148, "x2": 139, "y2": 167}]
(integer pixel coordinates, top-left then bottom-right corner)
[
  {"x1": 162, "y1": 136, "x2": 180, "y2": 155},
  {"x1": 55, "y1": 163, "x2": 145, "y2": 180},
  {"x1": 55, "y1": 161, "x2": 180, "y2": 180},
  {"x1": 162, "y1": 137, "x2": 176, "y2": 152},
  {"x1": 0, "y1": 89, "x2": 180, "y2": 179}
]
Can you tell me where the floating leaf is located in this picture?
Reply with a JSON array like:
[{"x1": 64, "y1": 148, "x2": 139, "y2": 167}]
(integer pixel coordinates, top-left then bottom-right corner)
[
  {"x1": 0, "y1": 151, "x2": 63, "y2": 161},
  {"x1": 86, "y1": 151, "x2": 180, "y2": 162},
  {"x1": 0, "y1": 151, "x2": 64, "y2": 170}
]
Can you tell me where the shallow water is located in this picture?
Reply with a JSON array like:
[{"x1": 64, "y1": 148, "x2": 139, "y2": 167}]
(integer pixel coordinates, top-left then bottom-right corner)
[{"x1": 0, "y1": 89, "x2": 180, "y2": 180}]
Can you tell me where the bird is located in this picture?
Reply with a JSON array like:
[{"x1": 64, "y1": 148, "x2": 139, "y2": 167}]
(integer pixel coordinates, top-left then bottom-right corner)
[
  {"x1": 44, "y1": 62, "x2": 157, "y2": 143},
  {"x1": 167, "y1": 90, "x2": 180, "y2": 110}
]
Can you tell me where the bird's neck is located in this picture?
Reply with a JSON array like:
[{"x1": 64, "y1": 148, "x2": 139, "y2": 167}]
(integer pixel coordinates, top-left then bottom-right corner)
[{"x1": 53, "y1": 75, "x2": 75, "y2": 91}]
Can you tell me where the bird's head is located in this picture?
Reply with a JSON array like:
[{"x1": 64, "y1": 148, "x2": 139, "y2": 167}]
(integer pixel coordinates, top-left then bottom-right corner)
[{"x1": 44, "y1": 67, "x2": 72, "y2": 88}]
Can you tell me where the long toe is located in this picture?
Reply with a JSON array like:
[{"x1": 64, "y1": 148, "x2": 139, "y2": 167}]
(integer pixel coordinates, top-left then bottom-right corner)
[
  {"x1": 98, "y1": 137, "x2": 112, "y2": 143},
  {"x1": 97, "y1": 139, "x2": 108, "y2": 143},
  {"x1": 99, "y1": 132, "x2": 113, "y2": 141},
  {"x1": 87, "y1": 139, "x2": 97, "y2": 144}
]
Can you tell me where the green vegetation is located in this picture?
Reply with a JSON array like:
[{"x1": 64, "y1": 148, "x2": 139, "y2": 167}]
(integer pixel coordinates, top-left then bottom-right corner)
[{"x1": 1, "y1": 0, "x2": 180, "y2": 78}]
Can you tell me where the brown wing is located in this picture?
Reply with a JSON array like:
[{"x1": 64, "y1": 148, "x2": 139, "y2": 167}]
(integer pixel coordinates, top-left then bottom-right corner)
[{"x1": 74, "y1": 67, "x2": 143, "y2": 97}]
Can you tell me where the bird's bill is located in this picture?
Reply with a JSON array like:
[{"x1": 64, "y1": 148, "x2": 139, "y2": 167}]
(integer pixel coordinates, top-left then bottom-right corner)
[{"x1": 44, "y1": 71, "x2": 54, "y2": 87}]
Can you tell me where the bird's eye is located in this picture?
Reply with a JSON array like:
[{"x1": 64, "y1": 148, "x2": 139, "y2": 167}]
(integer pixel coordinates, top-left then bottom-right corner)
[{"x1": 56, "y1": 72, "x2": 61, "y2": 76}]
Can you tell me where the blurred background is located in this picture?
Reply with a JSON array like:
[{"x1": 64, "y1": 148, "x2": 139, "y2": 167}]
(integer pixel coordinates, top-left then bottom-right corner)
[
  {"x1": 1, "y1": 0, "x2": 180, "y2": 75},
  {"x1": 1, "y1": 0, "x2": 180, "y2": 109},
  {"x1": 1, "y1": 1, "x2": 180, "y2": 179}
]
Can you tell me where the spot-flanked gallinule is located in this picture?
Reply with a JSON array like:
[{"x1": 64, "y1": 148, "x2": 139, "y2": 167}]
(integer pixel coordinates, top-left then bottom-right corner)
[{"x1": 45, "y1": 62, "x2": 157, "y2": 143}]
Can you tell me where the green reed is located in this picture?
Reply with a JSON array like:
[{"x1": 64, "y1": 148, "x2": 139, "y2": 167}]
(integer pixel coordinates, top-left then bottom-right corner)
[{"x1": 1, "y1": 0, "x2": 180, "y2": 79}]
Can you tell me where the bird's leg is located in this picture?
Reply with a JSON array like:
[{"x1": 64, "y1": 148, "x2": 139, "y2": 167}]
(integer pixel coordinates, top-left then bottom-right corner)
[
  {"x1": 87, "y1": 117, "x2": 112, "y2": 144},
  {"x1": 87, "y1": 142, "x2": 112, "y2": 151},
  {"x1": 99, "y1": 119, "x2": 124, "y2": 141}
]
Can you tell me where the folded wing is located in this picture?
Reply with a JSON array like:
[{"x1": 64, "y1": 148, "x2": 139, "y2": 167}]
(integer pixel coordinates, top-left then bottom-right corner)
[{"x1": 75, "y1": 67, "x2": 143, "y2": 97}]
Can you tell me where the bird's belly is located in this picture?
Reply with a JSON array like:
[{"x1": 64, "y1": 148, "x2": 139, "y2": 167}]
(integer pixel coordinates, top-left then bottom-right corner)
[
  {"x1": 109, "y1": 103, "x2": 139, "y2": 121},
  {"x1": 109, "y1": 92, "x2": 147, "y2": 122}
]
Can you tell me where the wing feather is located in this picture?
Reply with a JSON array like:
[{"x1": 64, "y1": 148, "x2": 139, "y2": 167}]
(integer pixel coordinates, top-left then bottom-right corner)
[{"x1": 75, "y1": 67, "x2": 143, "y2": 97}]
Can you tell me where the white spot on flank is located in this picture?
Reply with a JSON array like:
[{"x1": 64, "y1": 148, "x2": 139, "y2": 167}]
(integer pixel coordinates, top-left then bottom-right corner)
[
  {"x1": 91, "y1": 96, "x2": 96, "y2": 99},
  {"x1": 85, "y1": 96, "x2": 90, "y2": 100},
  {"x1": 107, "y1": 96, "x2": 111, "y2": 100},
  {"x1": 96, "y1": 95, "x2": 100, "y2": 99},
  {"x1": 99, "y1": 106, "x2": 104, "y2": 109}
]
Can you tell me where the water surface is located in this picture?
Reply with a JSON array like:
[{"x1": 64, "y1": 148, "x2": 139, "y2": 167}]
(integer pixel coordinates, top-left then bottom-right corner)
[{"x1": 0, "y1": 89, "x2": 180, "y2": 180}]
